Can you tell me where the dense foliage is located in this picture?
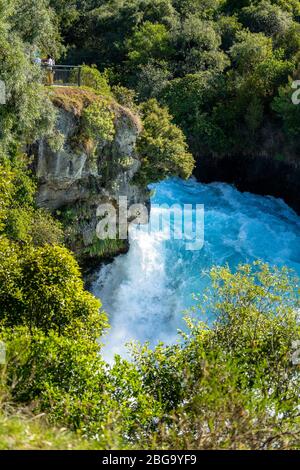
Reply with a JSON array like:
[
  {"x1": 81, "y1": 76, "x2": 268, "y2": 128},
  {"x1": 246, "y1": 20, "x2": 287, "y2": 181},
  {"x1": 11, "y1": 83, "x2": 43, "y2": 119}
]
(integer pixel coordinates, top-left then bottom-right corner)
[
  {"x1": 1, "y1": 262, "x2": 300, "y2": 449},
  {"x1": 0, "y1": 0, "x2": 299, "y2": 451},
  {"x1": 0, "y1": 0, "x2": 59, "y2": 155},
  {"x1": 135, "y1": 99, "x2": 194, "y2": 184},
  {"x1": 52, "y1": 0, "x2": 300, "y2": 158}
]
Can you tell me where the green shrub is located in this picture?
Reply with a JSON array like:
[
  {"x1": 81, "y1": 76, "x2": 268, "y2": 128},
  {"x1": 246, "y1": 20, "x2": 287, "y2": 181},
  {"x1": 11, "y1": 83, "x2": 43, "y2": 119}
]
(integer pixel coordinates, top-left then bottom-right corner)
[
  {"x1": 27, "y1": 209, "x2": 64, "y2": 246},
  {"x1": 0, "y1": 240, "x2": 107, "y2": 338},
  {"x1": 135, "y1": 99, "x2": 194, "y2": 185},
  {"x1": 130, "y1": 262, "x2": 300, "y2": 449},
  {"x1": 112, "y1": 85, "x2": 138, "y2": 111},
  {"x1": 0, "y1": 166, "x2": 14, "y2": 230},
  {"x1": 82, "y1": 100, "x2": 115, "y2": 143},
  {"x1": 126, "y1": 22, "x2": 173, "y2": 66},
  {"x1": 1, "y1": 260, "x2": 299, "y2": 449},
  {"x1": 0, "y1": 326, "x2": 163, "y2": 443},
  {"x1": 240, "y1": 1, "x2": 293, "y2": 37},
  {"x1": 79, "y1": 65, "x2": 111, "y2": 96}
]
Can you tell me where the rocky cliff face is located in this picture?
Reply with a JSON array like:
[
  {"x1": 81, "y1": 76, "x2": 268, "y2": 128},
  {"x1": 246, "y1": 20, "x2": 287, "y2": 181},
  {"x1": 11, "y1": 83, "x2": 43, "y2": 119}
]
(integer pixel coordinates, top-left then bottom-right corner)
[
  {"x1": 33, "y1": 88, "x2": 149, "y2": 267},
  {"x1": 194, "y1": 150, "x2": 300, "y2": 215},
  {"x1": 192, "y1": 119, "x2": 300, "y2": 214}
]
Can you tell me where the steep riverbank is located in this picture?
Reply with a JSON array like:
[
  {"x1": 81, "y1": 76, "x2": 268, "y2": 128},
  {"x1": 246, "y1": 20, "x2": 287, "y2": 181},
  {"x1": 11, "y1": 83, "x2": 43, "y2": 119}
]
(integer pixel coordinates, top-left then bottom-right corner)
[
  {"x1": 32, "y1": 87, "x2": 150, "y2": 267},
  {"x1": 194, "y1": 154, "x2": 300, "y2": 215}
]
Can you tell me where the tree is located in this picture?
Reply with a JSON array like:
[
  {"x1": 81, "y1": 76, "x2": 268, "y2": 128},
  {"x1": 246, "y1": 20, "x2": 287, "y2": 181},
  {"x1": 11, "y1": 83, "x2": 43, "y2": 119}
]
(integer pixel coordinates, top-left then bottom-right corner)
[
  {"x1": 0, "y1": 165, "x2": 14, "y2": 230},
  {"x1": 126, "y1": 21, "x2": 173, "y2": 66},
  {"x1": 0, "y1": 1, "x2": 57, "y2": 154},
  {"x1": 275, "y1": 22, "x2": 300, "y2": 59},
  {"x1": 0, "y1": 159, "x2": 63, "y2": 245},
  {"x1": 0, "y1": 240, "x2": 107, "y2": 338},
  {"x1": 172, "y1": 0, "x2": 223, "y2": 18},
  {"x1": 218, "y1": 14, "x2": 243, "y2": 51},
  {"x1": 135, "y1": 99, "x2": 194, "y2": 185},
  {"x1": 11, "y1": 0, "x2": 63, "y2": 57},
  {"x1": 229, "y1": 30, "x2": 274, "y2": 74},
  {"x1": 135, "y1": 61, "x2": 172, "y2": 100},
  {"x1": 272, "y1": 79, "x2": 300, "y2": 141},
  {"x1": 240, "y1": 1, "x2": 293, "y2": 37},
  {"x1": 161, "y1": 72, "x2": 228, "y2": 152},
  {"x1": 173, "y1": 15, "x2": 229, "y2": 74},
  {"x1": 1, "y1": 325, "x2": 163, "y2": 441},
  {"x1": 49, "y1": 0, "x2": 80, "y2": 34},
  {"x1": 78, "y1": 65, "x2": 111, "y2": 96}
]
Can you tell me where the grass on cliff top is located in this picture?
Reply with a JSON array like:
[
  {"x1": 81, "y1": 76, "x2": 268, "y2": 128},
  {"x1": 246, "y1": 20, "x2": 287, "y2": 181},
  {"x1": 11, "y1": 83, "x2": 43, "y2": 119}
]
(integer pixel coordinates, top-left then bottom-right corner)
[
  {"x1": 48, "y1": 86, "x2": 106, "y2": 116},
  {"x1": 48, "y1": 86, "x2": 142, "y2": 131}
]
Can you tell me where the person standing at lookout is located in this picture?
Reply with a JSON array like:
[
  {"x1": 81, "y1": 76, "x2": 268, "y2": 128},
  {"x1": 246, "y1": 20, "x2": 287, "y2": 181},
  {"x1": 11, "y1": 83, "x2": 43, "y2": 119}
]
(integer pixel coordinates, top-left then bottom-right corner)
[
  {"x1": 45, "y1": 55, "x2": 55, "y2": 85},
  {"x1": 32, "y1": 49, "x2": 42, "y2": 65}
]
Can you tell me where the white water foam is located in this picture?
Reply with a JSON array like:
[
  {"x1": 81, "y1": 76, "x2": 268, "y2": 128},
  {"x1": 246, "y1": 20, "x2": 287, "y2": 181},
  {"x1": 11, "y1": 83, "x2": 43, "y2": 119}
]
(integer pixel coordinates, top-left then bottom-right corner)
[{"x1": 92, "y1": 178, "x2": 300, "y2": 362}]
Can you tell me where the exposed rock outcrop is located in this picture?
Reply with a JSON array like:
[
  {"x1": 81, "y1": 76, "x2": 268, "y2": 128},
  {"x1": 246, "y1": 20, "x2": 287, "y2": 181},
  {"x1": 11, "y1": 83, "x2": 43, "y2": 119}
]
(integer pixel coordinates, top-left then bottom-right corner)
[{"x1": 33, "y1": 88, "x2": 149, "y2": 267}]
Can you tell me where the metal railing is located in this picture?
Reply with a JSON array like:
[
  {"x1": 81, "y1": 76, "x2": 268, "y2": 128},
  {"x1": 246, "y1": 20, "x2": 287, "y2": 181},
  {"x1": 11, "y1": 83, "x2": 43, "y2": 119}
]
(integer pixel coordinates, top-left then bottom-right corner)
[{"x1": 42, "y1": 65, "x2": 82, "y2": 87}]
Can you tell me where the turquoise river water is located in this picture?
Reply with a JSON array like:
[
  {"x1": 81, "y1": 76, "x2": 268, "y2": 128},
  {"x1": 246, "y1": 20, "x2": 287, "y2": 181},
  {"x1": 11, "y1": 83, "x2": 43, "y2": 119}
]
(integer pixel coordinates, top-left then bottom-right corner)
[{"x1": 92, "y1": 178, "x2": 300, "y2": 361}]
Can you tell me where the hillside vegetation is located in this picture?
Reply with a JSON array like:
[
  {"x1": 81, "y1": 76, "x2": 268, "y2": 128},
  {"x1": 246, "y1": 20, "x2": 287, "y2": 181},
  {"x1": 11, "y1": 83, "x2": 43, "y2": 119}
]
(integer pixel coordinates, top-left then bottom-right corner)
[
  {"x1": 53, "y1": 0, "x2": 300, "y2": 159},
  {"x1": 0, "y1": 0, "x2": 299, "y2": 450}
]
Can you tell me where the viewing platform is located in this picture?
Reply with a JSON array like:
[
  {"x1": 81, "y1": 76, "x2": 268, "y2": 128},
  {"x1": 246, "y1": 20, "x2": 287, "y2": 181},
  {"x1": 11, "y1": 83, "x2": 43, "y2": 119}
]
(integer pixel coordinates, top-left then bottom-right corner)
[{"x1": 42, "y1": 64, "x2": 82, "y2": 87}]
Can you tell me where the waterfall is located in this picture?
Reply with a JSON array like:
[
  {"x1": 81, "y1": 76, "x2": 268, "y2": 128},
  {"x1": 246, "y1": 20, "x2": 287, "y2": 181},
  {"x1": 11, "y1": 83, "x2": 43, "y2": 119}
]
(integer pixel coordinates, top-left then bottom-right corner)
[{"x1": 92, "y1": 178, "x2": 300, "y2": 362}]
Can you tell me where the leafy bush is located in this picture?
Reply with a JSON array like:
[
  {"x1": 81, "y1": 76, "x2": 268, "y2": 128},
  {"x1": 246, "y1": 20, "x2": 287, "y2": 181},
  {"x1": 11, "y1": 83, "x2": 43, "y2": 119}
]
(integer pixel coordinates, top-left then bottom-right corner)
[
  {"x1": 126, "y1": 22, "x2": 173, "y2": 66},
  {"x1": 229, "y1": 30, "x2": 274, "y2": 74},
  {"x1": 112, "y1": 85, "x2": 138, "y2": 110},
  {"x1": 0, "y1": 326, "x2": 163, "y2": 443},
  {"x1": 79, "y1": 65, "x2": 111, "y2": 96},
  {"x1": 0, "y1": 240, "x2": 107, "y2": 337},
  {"x1": 135, "y1": 61, "x2": 172, "y2": 100},
  {"x1": 130, "y1": 262, "x2": 300, "y2": 449},
  {"x1": 240, "y1": 1, "x2": 293, "y2": 37},
  {"x1": 11, "y1": 0, "x2": 63, "y2": 57},
  {"x1": 0, "y1": 166, "x2": 14, "y2": 230},
  {"x1": 1, "y1": 260, "x2": 299, "y2": 449},
  {"x1": 82, "y1": 100, "x2": 115, "y2": 144},
  {"x1": 0, "y1": 160, "x2": 63, "y2": 245},
  {"x1": 135, "y1": 99, "x2": 194, "y2": 184},
  {"x1": 0, "y1": 1, "x2": 58, "y2": 154}
]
